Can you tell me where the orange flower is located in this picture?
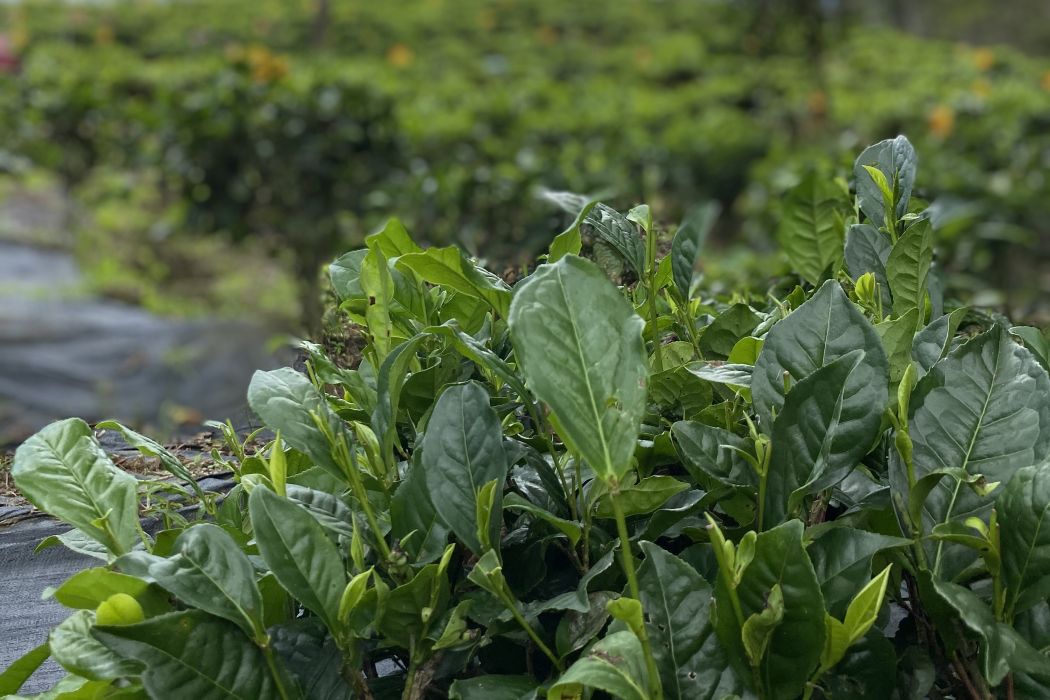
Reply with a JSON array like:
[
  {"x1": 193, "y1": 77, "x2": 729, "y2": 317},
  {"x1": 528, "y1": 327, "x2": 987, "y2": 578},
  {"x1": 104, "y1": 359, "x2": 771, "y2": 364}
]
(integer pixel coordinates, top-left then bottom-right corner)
[
  {"x1": 387, "y1": 43, "x2": 415, "y2": 68},
  {"x1": 535, "y1": 25, "x2": 558, "y2": 46},
  {"x1": 972, "y1": 48, "x2": 995, "y2": 71},
  {"x1": 928, "y1": 104, "x2": 955, "y2": 138},
  {"x1": 94, "y1": 24, "x2": 114, "y2": 46},
  {"x1": 970, "y1": 79, "x2": 991, "y2": 98},
  {"x1": 807, "y1": 90, "x2": 827, "y2": 117}
]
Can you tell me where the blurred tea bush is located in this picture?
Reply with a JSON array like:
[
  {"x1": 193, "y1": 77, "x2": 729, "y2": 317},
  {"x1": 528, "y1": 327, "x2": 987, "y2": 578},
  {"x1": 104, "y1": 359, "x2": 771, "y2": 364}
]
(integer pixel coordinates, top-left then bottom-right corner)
[{"x1": 1, "y1": 0, "x2": 1048, "y2": 322}]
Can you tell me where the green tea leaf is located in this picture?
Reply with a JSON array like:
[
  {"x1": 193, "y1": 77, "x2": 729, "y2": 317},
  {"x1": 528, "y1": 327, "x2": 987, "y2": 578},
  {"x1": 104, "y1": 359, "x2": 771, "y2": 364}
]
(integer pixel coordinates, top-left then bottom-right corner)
[
  {"x1": 730, "y1": 520, "x2": 825, "y2": 700},
  {"x1": 854, "y1": 136, "x2": 917, "y2": 224},
  {"x1": 504, "y1": 493, "x2": 582, "y2": 545},
  {"x1": 12, "y1": 418, "x2": 139, "y2": 556},
  {"x1": 146, "y1": 523, "x2": 265, "y2": 640},
  {"x1": 94, "y1": 611, "x2": 286, "y2": 699},
  {"x1": 247, "y1": 368, "x2": 349, "y2": 484},
  {"x1": 844, "y1": 224, "x2": 892, "y2": 308},
  {"x1": 0, "y1": 642, "x2": 50, "y2": 696},
  {"x1": 886, "y1": 218, "x2": 933, "y2": 318},
  {"x1": 637, "y1": 542, "x2": 741, "y2": 699},
  {"x1": 449, "y1": 675, "x2": 538, "y2": 700},
  {"x1": 50, "y1": 610, "x2": 140, "y2": 680},
  {"x1": 752, "y1": 281, "x2": 887, "y2": 432},
  {"x1": 422, "y1": 381, "x2": 508, "y2": 555},
  {"x1": 671, "y1": 203, "x2": 718, "y2": 298},
  {"x1": 764, "y1": 350, "x2": 885, "y2": 525},
  {"x1": 594, "y1": 476, "x2": 689, "y2": 519},
  {"x1": 95, "y1": 421, "x2": 203, "y2": 500},
  {"x1": 1011, "y1": 326, "x2": 1050, "y2": 372},
  {"x1": 777, "y1": 172, "x2": 845, "y2": 286},
  {"x1": 998, "y1": 464, "x2": 1050, "y2": 616},
  {"x1": 249, "y1": 487, "x2": 346, "y2": 631},
  {"x1": 397, "y1": 246, "x2": 511, "y2": 317},
  {"x1": 548, "y1": 631, "x2": 651, "y2": 700},
  {"x1": 806, "y1": 528, "x2": 908, "y2": 617},
  {"x1": 585, "y1": 204, "x2": 646, "y2": 277},
  {"x1": 671, "y1": 421, "x2": 753, "y2": 489},
  {"x1": 910, "y1": 325, "x2": 1050, "y2": 578},
  {"x1": 508, "y1": 255, "x2": 648, "y2": 482},
  {"x1": 390, "y1": 451, "x2": 450, "y2": 564}
]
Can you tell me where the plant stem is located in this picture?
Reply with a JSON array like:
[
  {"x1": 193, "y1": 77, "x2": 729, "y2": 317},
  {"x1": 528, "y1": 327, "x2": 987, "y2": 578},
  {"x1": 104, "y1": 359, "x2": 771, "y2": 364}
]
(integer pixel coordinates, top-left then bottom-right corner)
[
  {"x1": 647, "y1": 230, "x2": 664, "y2": 374},
  {"x1": 506, "y1": 601, "x2": 564, "y2": 672},
  {"x1": 261, "y1": 643, "x2": 293, "y2": 700},
  {"x1": 610, "y1": 489, "x2": 664, "y2": 700}
]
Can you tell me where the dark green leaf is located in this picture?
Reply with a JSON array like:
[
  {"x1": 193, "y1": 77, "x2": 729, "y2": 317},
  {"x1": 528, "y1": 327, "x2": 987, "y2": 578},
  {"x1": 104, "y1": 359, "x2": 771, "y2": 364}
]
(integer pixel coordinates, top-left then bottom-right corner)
[
  {"x1": 50, "y1": 610, "x2": 140, "y2": 680},
  {"x1": 844, "y1": 224, "x2": 892, "y2": 308},
  {"x1": 671, "y1": 203, "x2": 719, "y2": 299},
  {"x1": 94, "y1": 611, "x2": 285, "y2": 699},
  {"x1": 637, "y1": 542, "x2": 742, "y2": 700},
  {"x1": 777, "y1": 172, "x2": 845, "y2": 286},
  {"x1": 422, "y1": 381, "x2": 508, "y2": 554},
  {"x1": 249, "y1": 487, "x2": 346, "y2": 631},
  {"x1": 998, "y1": 464, "x2": 1050, "y2": 616},
  {"x1": 146, "y1": 523, "x2": 264, "y2": 640},
  {"x1": 886, "y1": 218, "x2": 933, "y2": 318},
  {"x1": 854, "y1": 136, "x2": 917, "y2": 224},
  {"x1": 764, "y1": 351, "x2": 886, "y2": 526},
  {"x1": 391, "y1": 451, "x2": 450, "y2": 564},
  {"x1": 751, "y1": 281, "x2": 887, "y2": 431},
  {"x1": 910, "y1": 326, "x2": 1050, "y2": 579}
]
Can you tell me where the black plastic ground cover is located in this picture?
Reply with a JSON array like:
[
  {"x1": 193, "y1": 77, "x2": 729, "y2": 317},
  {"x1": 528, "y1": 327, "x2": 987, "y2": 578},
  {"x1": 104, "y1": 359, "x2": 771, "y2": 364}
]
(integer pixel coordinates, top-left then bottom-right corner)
[{"x1": 0, "y1": 473, "x2": 236, "y2": 694}]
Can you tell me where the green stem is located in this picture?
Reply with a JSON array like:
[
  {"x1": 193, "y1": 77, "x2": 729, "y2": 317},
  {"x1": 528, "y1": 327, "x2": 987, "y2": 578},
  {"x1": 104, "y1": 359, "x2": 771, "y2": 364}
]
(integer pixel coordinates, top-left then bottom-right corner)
[
  {"x1": 261, "y1": 643, "x2": 293, "y2": 700},
  {"x1": 506, "y1": 599, "x2": 564, "y2": 672},
  {"x1": 647, "y1": 231, "x2": 664, "y2": 374},
  {"x1": 341, "y1": 434, "x2": 394, "y2": 565},
  {"x1": 401, "y1": 653, "x2": 419, "y2": 700},
  {"x1": 610, "y1": 490, "x2": 663, "y2": 700}
]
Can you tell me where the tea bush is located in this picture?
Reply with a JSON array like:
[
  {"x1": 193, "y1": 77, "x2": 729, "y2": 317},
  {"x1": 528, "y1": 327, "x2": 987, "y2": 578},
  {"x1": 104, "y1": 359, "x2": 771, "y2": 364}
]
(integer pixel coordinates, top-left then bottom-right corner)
[{"x1": 4, "y1": 138, "x2": 1050, "y2": 699}]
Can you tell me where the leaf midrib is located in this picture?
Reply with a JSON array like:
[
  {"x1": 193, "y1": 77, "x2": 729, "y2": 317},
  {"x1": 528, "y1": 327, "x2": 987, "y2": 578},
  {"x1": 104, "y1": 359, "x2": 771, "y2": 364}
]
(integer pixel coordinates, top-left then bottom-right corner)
[{"x1": 555, "y1": 264, "x2": 615, "y2": 477}]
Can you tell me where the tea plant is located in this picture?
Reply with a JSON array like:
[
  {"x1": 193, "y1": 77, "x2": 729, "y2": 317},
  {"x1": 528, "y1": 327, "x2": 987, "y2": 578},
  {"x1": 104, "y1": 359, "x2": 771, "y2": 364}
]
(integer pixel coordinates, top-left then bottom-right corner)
[{"x1": 3, "y1": 137, "x2": 1050, "y2": 699}]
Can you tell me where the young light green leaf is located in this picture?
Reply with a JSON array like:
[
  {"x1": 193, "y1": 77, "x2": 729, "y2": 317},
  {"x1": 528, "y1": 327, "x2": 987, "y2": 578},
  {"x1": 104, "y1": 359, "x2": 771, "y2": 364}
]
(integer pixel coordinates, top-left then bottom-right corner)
[
  {"x1": 48, "y1": 568, "x2": 162, "y2": 613},
  {"x1": 820, "y1": 614, "x2": 850, "y2": 670},
  {"x1": 248, "y1": 487, "x2": 346, "y2": 632},
  {"x1": 475, "y1": 479, "x2": 501, "y2": 553},
  {"x1": 607, "y1": 596, "x2": 646, "y2": 641},
  {"x1": 12, "y1": 418, "x2": 140, "y2": 556},
  {"x1": 741, "y1": 583, "x2": 784, "y2": 667},
  {"x1": 423, "y1": 382, "x2": 508, "y2": 555},
  {"x1": 842, "y1": 565, "x2": 891, "y2": 645},
  {"x1": 508, "y1": 255, "x2": 648, "y2": 483}
]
